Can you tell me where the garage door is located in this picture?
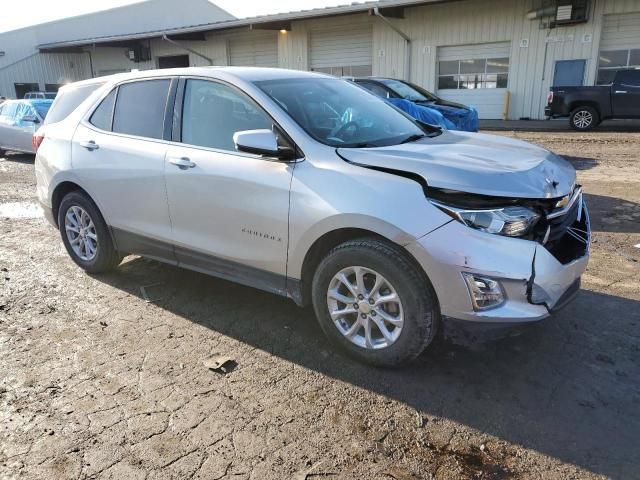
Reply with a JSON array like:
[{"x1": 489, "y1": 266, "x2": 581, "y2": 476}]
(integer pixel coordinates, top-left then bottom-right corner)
[
  {"x1": 596, "y1": 13, "x2": 640, "y2": 84},
  {"x1": 228, "y1": 32, "x2": 278, "y2": 68},
  {"x1": 436, "y1": 42, "x2": 511, "y2": 119},
  {"x1": 310, "y1": 24, "x2": 373, "y2": 77}
]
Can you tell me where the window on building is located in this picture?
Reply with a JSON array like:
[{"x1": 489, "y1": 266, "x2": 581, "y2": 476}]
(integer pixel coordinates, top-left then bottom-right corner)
[
  {"x1": 597, "y1": 49, "x2": 640, "y2": 85},
  {"x1": 112, "y1": 79, "x2": 170, "y2": 139},
  {"x1": 312, "y1": 65, "x2": 373, "y2": 77},
  {"x1": 90, "y1": 89, "x2": 117, "y2": 131},
  {"x1": 181, "y1": 79, "x2": 271, "y2": 151},
  {"x1": 438, "y1": 57, "x2": 509, "y2": 90}
]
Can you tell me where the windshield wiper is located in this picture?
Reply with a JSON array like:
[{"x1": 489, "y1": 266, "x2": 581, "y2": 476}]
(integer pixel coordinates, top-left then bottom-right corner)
[{"x1": 399, "y1": 134, "x2": 427, "y2": 144}]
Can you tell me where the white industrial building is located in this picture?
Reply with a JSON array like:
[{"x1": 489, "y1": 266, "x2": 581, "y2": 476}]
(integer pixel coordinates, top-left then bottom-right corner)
[{"x1": 1, "y1": 0, "x2": 639, "y2": 120}]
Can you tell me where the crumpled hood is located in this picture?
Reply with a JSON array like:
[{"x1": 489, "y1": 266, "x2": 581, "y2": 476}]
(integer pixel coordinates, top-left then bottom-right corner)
[{"x1": 337, "y1": 131, "x2": 576, "y2": 199}]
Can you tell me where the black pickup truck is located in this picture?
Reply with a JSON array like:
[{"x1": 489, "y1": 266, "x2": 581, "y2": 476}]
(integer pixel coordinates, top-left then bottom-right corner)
[{"x1": 545, "y1": 69, "x2": 640, "y2": 131}]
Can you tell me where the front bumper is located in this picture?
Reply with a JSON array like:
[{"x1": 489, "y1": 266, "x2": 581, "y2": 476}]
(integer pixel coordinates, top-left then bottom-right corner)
[
  {"x1": 406, "y1": 202, "x2": 590, "y2": 328},
  {"x1": 39, "y1": 200, "x2": 56, "y2": 227}
]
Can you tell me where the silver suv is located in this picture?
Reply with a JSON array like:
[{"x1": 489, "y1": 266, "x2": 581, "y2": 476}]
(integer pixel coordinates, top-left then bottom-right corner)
[{"x1": 35, "y1": 68, "x2": 590, "y2": 366}]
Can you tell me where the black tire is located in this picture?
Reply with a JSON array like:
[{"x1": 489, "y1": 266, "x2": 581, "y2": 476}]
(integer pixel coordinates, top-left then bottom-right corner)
[
  {"x1": 311, "y1": 238, "x2": 440, "y2": 367},
  {"x1": 58, "y1": 191, "x2": 122, "y2": 273},
  {"x1": 570, "y1": 106, "x2": 599, "y2": 131}
]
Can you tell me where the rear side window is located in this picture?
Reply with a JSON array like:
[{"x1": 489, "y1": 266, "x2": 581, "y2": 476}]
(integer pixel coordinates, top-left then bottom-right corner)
[
  {"x1": 44, "y1": 83, "x2": 104, "y2": 124},
  {"x1": 90, "y1": 90, "x2": 117, "y2": 131},
  {"x1": 112, "y1": 80, "x2": 170, "y2": 139}
]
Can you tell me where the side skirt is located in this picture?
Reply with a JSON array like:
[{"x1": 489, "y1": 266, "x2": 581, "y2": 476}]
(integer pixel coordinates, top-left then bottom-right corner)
[{"x1": 111, "y1": 227, "x2": 303, "y2": 306}]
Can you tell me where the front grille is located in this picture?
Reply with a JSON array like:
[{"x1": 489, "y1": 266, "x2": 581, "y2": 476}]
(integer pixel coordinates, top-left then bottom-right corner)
[{"x1": 543, "y1": 196, "x2": 590, "y2": 264}]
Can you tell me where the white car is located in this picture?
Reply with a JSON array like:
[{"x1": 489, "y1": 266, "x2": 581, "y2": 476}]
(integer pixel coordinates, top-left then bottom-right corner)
[{"x1": 35, "y1": 68, "x2": 590, "y2": 366}]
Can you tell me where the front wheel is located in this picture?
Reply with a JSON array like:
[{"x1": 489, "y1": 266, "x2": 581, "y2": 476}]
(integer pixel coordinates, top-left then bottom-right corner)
[
  {"x1": 311, "y1": 238, "x2": 439, "y2": 367},
  {"x1": 570, "y1": 106, "x2": 599, "y2": 131},
  {"x1": 58, "y1": 191, "x2": 122, "y2": 273}
]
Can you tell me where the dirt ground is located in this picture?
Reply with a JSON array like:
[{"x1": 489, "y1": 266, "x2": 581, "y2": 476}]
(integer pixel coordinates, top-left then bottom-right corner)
[{"x1": 1, "y1": 130, "x2": 639, "y2": 480}]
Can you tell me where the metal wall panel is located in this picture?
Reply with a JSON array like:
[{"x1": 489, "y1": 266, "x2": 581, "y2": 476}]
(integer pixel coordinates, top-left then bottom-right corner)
[
  {"x1": 309, "y1": 24, "x2": 373, "y2": 69},
  {"x1": 600, "y1": 12, "x2": 640, "y2": 49},
  {"x1": 229, "y1": 32, "x2": 278, "y2": 67}
]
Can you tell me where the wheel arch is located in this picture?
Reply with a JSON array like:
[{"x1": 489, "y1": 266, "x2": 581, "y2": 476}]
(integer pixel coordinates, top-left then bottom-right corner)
[
  {"x1": 569, "y1": 101, "x2": 601, "y2": 117},
  {"x1": 51, "y1": 181, "x2": 92, "y2": 227},
  {"x1": 294, "y1": 225, "x2": 428, "y2": 307}
]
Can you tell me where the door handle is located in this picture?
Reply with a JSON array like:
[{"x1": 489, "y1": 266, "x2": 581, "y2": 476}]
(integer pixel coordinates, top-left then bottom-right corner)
[
  {"x1": 168, "y1": 156, "x2": 196, "y2": 169},
  {"x1": 79, "y1": 140, "x2": 99, "y2": 151},
  {"x1": 615, "y1": 90, "x2": 628, "y2": 94}
]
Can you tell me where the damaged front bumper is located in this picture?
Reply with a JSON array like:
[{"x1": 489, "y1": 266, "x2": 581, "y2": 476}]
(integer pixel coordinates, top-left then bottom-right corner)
[{"x1": 405, "y1": 200, "x2": 590, "y2": 339}]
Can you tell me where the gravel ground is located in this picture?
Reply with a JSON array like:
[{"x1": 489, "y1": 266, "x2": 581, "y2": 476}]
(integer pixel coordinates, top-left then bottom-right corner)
[{"x1": 1, "y1": 130, "x2": 639, "y2": 480}]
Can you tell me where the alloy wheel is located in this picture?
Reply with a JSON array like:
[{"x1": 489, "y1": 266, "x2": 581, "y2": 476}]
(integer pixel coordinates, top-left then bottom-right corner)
[
  {"x1": 64, "y1": 205, "x2": 98, "y2": 261},
  {"x1": 574, "y1": 110, "x2": 593, "y2": 129},
  {"x1": 326, "y1": 266, "x2": 404, "y2": 349}
]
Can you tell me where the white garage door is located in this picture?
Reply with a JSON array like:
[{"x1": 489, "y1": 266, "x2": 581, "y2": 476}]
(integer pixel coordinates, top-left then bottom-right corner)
[
  {"x1": 310, "y1": 24, "x2": 373, "y2": 76},
  {"x1": 596, "y1": 13, "x2": 640, "y2": 84},
  {"x1": 436, "y1": 42, "x2": 511, "y2": 119},
  {"x1": 228, "y1": 32, "x2": 278, "y2": 68}
]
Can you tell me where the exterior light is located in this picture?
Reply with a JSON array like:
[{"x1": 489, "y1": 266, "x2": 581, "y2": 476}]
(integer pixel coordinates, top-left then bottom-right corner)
[
  {"x1": 461, "y1": 273, "x2": 505, "y2": 311},
  {"x1": 280, "y1": 29, "x2": 288, "y2": 34}
]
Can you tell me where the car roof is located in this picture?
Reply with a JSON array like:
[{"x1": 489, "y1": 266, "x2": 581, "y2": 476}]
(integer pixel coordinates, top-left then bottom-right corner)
[{"x1": 69, "y1": 66, "x2": 335, "y2": 87}]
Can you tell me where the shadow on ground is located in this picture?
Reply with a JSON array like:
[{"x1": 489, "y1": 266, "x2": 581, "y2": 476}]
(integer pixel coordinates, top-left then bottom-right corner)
[
  {"x1": 94, "y1": 257, "x2": 639, "y2": 479},
  {"x1": 584, "y1": 193, "x2": 640, "y2": 234},
  {"x1": 562, "y1": 155, "x2": 599, "y2": 171}
]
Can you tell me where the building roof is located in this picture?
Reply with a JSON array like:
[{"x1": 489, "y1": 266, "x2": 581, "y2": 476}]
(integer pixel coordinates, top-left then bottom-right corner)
[
  {"x1": 38, "y1": 0, "x2": 448, "y2": 51},
  {"x1": 4, "y1": 0, "x2": 234, "y2": 48}
]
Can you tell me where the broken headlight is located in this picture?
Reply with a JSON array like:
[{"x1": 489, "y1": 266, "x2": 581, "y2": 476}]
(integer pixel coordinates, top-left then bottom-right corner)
[{"x1": 432, "y1": 201, "x2": 540, "y2": 237}]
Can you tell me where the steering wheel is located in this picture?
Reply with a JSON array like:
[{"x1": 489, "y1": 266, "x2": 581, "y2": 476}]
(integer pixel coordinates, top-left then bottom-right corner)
[{"x1": 332, "y1": 121, "x2": 360, "y2": 140}]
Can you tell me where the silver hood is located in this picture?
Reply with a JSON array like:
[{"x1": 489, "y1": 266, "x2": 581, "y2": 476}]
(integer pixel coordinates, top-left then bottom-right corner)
[{"x1": 337, "y1": 131, "x2": 576, "y2": 199}]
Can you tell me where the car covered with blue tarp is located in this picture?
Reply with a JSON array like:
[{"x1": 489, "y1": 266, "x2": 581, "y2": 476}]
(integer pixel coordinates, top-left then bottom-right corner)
[{"x1": 353, "y1": 77, "x2": 479, "y2": 132}]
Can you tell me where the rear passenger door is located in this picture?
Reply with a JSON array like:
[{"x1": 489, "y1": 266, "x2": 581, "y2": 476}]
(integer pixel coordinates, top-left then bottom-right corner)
[
  {"x1": 72, "y1": 78, "x2": 176, "y2": 259},
  {"x1": 163, "y1": 78, "x2": 293, "y2": 291}
]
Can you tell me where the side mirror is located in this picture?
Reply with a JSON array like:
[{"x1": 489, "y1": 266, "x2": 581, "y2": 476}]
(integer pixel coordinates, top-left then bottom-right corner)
[
  {"x1": 23, "y1": 115, "x2": 39, "y2": 123},
  {"x1": 233, "y1": 129, "x2": 280, "y2": 157}
]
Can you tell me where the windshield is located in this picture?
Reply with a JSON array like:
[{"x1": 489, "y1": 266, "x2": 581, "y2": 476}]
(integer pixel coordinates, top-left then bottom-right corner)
[
  {"x1": 380, "y1": 79, "x2": 438, "y2": 102},
  {"x1": 255, "y1": 77, "x2": 428, "y2": 148}
]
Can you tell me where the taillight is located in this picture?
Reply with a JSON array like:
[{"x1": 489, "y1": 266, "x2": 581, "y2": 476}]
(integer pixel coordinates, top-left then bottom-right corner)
[
  {"x1": 32, "y1": 133, "x2": 44, "y2": 153},
  {"x1": 546, "y1": 91, "x2": 554, "y2": 105}
]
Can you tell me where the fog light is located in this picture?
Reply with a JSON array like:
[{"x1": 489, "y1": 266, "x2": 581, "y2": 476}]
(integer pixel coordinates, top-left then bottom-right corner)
[{"x1": 462, "y1": 273, "x2": 505, "y2": 311}]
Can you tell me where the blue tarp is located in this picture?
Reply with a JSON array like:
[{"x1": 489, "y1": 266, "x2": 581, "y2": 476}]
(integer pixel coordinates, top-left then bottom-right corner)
[
  {"x1": 386, "y1": 98, "x2": 455, "y2": 130},
  {"x1": 429, "y1": 103, "x2": 479, "y2": 132},
  {"x1": 386, "y1": 98, "x2": 479, "y2": 132}
]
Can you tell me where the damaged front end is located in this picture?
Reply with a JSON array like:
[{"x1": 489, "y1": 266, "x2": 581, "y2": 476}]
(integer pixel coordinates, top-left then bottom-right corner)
[{"x1": 404, "y1": 184, "x2": 590, "y2": 337}]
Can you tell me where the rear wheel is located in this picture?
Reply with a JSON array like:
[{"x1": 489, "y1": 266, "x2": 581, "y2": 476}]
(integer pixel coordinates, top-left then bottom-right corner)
[
  {"x1": 311, "y1": 238, "x2": 439, "y2": 367},
  {"x1": 58, "y1": 191, "x2": 122, "y2": 273},
  {"x1": 570, "y1": 106, "x2": 599, "y2": 131}
]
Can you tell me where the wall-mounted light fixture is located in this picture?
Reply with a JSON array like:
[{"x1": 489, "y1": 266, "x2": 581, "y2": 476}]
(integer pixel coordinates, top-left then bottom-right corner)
[{"x1": 279, "y1": 29, "x2": 288, "y2": 34}]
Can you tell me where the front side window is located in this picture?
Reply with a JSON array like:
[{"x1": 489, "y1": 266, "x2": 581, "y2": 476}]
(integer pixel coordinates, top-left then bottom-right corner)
[
  {"x1": 256, "y1": 77, "x2": 429, "y2": 148},
  {"x1": 181, "y1": 79, "x2": 271, "y2": 151},
  {"x1": 112, "y1": 79, "x2": 170, "y2": 139},
  {"x1": 438, "y1": 57, "x2": 509, "y2": 90},
  {"x1": 597, "y1": 49, "x2": 640, "y2": 85}
]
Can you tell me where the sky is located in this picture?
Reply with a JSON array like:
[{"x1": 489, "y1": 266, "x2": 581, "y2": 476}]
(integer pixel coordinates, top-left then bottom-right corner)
[{"x1": 0, "y1": 0, "x2": 349, "y2": 33}]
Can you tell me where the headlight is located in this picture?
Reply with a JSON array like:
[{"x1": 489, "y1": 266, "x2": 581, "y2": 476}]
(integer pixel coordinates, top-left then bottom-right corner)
[{"x1": 432, "y1": 201, "x2": 540, "y2": 237}]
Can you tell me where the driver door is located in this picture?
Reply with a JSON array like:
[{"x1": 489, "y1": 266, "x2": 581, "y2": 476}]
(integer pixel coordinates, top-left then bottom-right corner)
[{"x1": 164, "y1": 78, "x2": 293, "y2": 292}]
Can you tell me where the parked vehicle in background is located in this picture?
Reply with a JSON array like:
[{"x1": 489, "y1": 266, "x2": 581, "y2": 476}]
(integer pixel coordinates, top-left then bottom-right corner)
[
  {"x1": 24, "y1": 91, "x2": 57, "y2": 100},
  {"x1": 545, "y1": 69, "x2": 640, "y2": 131},
  {"x1": 0, "y1": 99, "x2": 52, "y2": 155},
  {"x1": 36, "y1": 68, "x2": 589, "y2": 366},
  {"x1": 353, "y1": 77, "x2": 479, "y2": 132}
]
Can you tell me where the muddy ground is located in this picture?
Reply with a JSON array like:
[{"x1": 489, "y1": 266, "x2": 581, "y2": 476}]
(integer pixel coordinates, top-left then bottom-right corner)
[{"x1": 1, "y1": 130, "x2": 639, "y2": 480}]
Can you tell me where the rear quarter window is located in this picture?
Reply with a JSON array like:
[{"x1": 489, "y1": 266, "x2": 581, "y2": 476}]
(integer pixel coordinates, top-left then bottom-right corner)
[{"x1": 44, "y1": 82, "x2": 105, "y2": 124}]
